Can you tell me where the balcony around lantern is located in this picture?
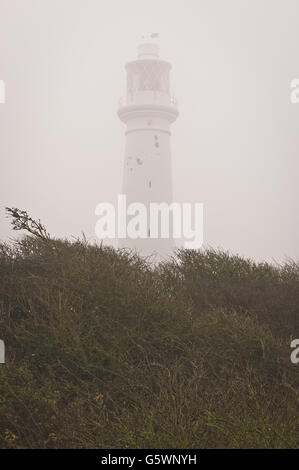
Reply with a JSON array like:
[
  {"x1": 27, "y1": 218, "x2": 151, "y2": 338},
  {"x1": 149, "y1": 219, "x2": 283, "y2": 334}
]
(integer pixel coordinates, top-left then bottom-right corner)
[{"x1": 117, "y1": 90, "x2": 179, "y2": 124}]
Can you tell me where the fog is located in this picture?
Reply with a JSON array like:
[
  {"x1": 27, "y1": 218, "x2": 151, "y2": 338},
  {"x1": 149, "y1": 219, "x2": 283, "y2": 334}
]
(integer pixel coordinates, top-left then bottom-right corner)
[{"x1": 0, "y1": 0, "x2": 298, "y2": 262}]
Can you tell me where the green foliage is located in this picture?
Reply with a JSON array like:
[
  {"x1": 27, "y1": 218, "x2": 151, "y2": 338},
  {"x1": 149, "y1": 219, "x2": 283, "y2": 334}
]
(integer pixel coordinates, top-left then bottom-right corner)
[{"x1": 0, "y1": 211, "x2": 298, "y2": 448}]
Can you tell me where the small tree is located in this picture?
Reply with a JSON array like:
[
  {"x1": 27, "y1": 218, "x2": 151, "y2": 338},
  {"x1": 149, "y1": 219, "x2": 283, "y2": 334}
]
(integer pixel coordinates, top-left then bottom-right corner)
[{"x1": 5, "y1": 207, "x2": 50, "y2": 241}]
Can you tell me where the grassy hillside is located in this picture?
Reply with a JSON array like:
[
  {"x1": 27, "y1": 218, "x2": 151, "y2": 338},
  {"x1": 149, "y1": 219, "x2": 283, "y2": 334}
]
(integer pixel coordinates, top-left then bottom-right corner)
[{"x1": 0, "y1": 214, "x2": 298, "y2": 448}]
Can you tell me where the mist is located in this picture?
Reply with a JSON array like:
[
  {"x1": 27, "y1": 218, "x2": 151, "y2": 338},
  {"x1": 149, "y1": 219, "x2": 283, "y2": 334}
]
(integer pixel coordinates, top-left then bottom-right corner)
[{"x1": 0, "y1": 0, "x2": 298, "y2": 262}]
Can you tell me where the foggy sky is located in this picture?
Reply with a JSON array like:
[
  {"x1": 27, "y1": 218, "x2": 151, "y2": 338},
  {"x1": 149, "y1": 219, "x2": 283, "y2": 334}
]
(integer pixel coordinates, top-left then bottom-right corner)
[{"x1": 0, "y1": 0, "x2": 298, "y2": 262}]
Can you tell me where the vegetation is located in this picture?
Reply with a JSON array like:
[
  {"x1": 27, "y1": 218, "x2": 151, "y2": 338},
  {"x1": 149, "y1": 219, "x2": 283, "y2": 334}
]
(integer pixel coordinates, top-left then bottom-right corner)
[{"x1": 0, "y1": 209, "x2": 298, "y2": 448}]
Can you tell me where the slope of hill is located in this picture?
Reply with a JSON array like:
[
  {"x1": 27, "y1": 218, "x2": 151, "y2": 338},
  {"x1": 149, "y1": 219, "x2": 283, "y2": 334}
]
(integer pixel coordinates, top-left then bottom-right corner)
[{"x1": 0, "y1": 214, "x2": 298, "y2": 448}]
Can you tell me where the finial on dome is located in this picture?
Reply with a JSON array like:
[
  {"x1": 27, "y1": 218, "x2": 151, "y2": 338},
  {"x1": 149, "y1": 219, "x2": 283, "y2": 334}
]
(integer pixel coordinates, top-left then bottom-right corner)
[
  {"x1": 137, "y1": 42, "x2": 159, "y2": 59},
  {"x1": 138, "y1": 33, "x2": 160, "y2": 59}
]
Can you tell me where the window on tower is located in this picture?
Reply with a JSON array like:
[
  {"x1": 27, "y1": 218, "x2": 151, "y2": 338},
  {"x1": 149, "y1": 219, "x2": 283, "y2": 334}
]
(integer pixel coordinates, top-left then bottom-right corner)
[{"x1": 127, "y1": 62, "x2": 170, "y2": 93}]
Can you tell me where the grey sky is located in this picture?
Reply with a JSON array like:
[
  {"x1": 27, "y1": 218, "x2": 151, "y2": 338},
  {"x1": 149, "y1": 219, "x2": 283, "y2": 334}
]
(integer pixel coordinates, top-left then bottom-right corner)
[{"x1": 0, "y1": 0, "x2": 298, "y2": 262}]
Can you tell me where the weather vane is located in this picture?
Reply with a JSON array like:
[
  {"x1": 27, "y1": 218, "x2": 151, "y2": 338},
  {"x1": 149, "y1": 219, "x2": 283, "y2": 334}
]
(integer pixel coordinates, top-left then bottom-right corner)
[{"x1": 141, "y1": 33, "x2": 159, "y2": 40}]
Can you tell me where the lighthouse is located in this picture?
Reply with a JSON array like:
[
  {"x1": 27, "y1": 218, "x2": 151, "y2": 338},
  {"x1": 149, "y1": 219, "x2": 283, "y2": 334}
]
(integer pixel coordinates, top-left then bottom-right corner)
[{"x1": 118, "y1": 41, "x2": 179, "y2": 258}]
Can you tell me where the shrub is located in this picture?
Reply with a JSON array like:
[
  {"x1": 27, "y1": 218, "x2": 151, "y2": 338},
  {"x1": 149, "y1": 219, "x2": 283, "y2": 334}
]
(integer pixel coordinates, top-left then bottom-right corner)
[{"x1": 0, "y1": 210, "x2": 298, "y2": 448}]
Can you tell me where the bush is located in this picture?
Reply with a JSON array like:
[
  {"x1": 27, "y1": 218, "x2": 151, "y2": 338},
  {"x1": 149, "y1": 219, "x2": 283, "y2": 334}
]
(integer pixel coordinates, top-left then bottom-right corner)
[{"x1": 0, "y1": 211, "x2": 298, "y2": 448}]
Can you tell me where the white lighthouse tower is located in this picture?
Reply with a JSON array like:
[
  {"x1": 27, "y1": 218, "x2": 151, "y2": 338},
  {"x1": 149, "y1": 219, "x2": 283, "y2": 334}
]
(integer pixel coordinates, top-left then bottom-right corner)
[{"x1": 118, "y1": 41, "x2": 178, "y2": 258}]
